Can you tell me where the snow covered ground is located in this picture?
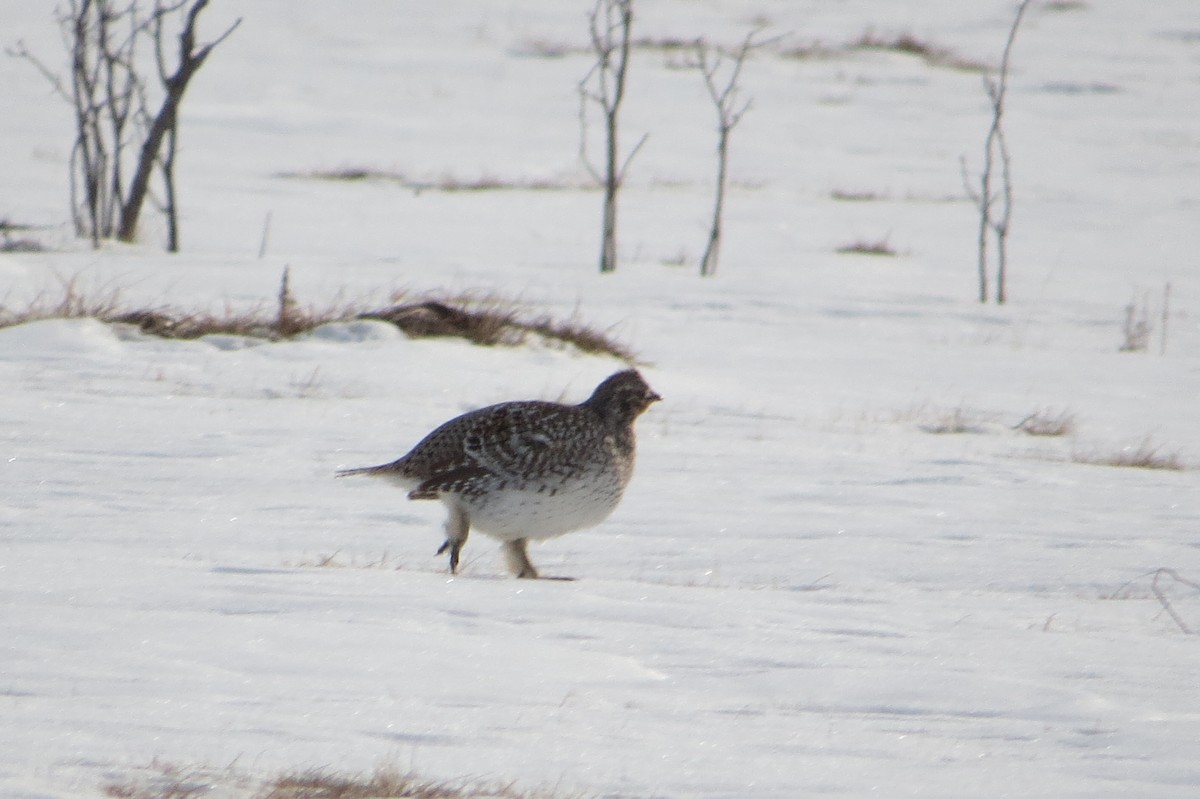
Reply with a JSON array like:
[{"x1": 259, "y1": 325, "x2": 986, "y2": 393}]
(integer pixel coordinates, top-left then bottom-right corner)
[{"x1": 2, "y1": 1, "x2": 1199, "y2": 797}]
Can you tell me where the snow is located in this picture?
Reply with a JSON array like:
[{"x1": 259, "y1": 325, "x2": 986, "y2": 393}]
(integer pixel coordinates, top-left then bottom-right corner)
[{"x1": 2, "y1": 0, "x2": 1199, "y2": 797}]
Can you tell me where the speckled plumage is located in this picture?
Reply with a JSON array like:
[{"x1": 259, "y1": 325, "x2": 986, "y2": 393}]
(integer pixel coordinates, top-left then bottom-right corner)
[{"x1": 338, "y1": 370, "x2": 660, "y2": 578}]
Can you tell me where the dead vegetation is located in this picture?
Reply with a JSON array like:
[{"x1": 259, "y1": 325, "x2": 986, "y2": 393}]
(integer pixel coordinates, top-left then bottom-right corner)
[
  {"x1": 919, "y1": 406, "x2": 987, "y2": 435},
  {"x1": 830, "y1": 189, "x2": 888, "y2": 202},
  {"x1": 0, "y1": 271, "x2": 637, "y2": 362},
  {"x1": 257, "y1": 768, "x2": 531, "y2": 799},
  {"x1": 104, "y1": 763, "x2": 590, "y2": 799},
  {"x1": 836, "y1": 238, "x2": 898, "y2": 257},
  {"x1": 361, "y1": 297, "x2": 636, "y2": 361},
  {"x1": 277, "y1": 168, "x2": 587, "y2": 194},
  {"x1": 518, "y1": 26, "x2": 987, "y2": 72},
  {"x1": 1072, "y1": 438, "x2": 1186, "y2": 471},
  {"x1": 898, "y1": 403, "x2": 1185, "y2": 471},
  {"x1": 781, "y1": 30, "x2": 988, "y2": 71},
  {"x1": 0, "y1": 219, "x2": 48, "y2": 252},
  {"x1": 848, "y1": 30, "x2": 990, "y2": 72},
  {"x1": 1014, "y1": 409, "x2": 1076, "y2": 437},
  {"x1": 1106, "y1": 568, "x2": 1199, "y2": 634}
]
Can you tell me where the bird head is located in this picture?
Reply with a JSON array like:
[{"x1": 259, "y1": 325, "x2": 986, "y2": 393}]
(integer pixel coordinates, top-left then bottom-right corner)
[{"x1": 584, "y1": 369, "x2": 661, "y2": 424}]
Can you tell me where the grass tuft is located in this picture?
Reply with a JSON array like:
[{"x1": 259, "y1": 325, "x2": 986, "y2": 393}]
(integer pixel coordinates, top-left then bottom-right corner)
[
  {"x1": 1072, "y1": 438, "x2": 1185, "y2": 471},
  {"x1": 1015, "y1": 409, "x2": 1077, "y2": 437},
  {"x1": 830, "y1": 188, "x2": 887, "y2": 202},
  {"x1": 103, "y1": 762, "x2": 217, "y2": 799},
  {"x1": 104, "y1": 763, "x2": 591, "y2": 799},
  {"x1": 278, "y1": 168, "x2": 586, "y2": 194},
  {"x1": 360, "y1": 294, "x2": 637, "y2": 362},
  {"x1": 259, "y1": 768, "x2": 471, "y2": 799},
  {"x1": 919, "y1": 407, "x2": 986, "y2": 435},
  {"x1": 836, "y1": 238, "x2": 897, "y2": 257},
  {"x1": 850, "y1": 30, "x2": 989, "y2": 71}
]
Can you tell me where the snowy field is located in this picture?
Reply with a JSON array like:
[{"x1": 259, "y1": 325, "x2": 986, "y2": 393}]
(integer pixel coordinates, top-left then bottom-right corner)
[{"x1": 2, "y1": 1, "x2": 1199, "y2": 797}]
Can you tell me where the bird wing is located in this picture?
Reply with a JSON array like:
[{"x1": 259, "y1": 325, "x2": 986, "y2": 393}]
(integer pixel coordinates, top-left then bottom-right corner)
[
  {"x1": 407, "y1": 465, "x2": 495, "y2": 500},
  {"x1": 460, "y1": 406, "x2": 570, "y2": 481}
]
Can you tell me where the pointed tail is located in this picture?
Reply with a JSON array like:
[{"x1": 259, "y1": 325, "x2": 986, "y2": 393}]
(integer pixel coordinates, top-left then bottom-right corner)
[{"x1": 336, "y1": 464, "x2": 390, "y2": 478}]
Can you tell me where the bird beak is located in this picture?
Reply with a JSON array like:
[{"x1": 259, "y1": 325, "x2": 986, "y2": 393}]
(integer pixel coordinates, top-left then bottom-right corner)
[{"x1": 647, "y1": 390, "x2": 662, "y2": 403}]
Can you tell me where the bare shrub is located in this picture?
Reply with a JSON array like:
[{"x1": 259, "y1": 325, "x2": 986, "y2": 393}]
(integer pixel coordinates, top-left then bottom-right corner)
[
  {"x1": 11, "y1": 1, "x2": 240, "y2": 251},
  {"x1": 1119, "y1": 294, "x2": 1152, "y2": 352},
  {"x1": 1119, "y1": 284, "x2": 1170, "y2": 354},
  {"x1": 578, "y1": 0, "x2": 646, "y2": 273},
  {"x1": 962, "y1": 0, "x2": 1032, "y2": 304},
  {"x1": 1107, "y1": 568, "x2": 1199, "y2": 634},
  {"x1": 694, "y1": 29, "x2": 775, "y2": 276}
]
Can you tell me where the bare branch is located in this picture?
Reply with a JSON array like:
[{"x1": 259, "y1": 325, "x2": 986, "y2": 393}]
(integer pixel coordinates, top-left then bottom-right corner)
[
  {"x1": 696, "y1": 27, "x2": 769, "y2": 277},
  {"x1": 19, "y1": 0, "x2": 238, "y2": 248},
  {"x1": 619, "y1": 131, "x2": 649, "y2": 179},
  {"x1": 968, "y1": 0, "x2": 1030, "y2": 304},
  {"x1": 118, "y1": 1, "x2": 242, "y2": 243},
  {"x1": 1113, "y1": 568, "x2": 1199, "y2": 634},
  {"x1": 578, "y1": 0, "x2": 637, "y2": 273},
  {"x1": 7, "y1": 40, "x2": 74, "y2": 100}
]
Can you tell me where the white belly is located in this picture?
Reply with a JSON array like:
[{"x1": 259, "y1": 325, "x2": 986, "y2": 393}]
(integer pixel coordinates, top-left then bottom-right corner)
[{"x1": 453, "y1": 477, "x2": 624, "y2": 541}]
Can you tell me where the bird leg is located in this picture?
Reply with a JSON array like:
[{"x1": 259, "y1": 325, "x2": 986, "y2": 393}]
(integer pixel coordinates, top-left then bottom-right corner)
[
  {"x1": 435, "y1": 505, "x2": 470, "y2": 574},
  {"x1": 502, "y1": 538, "x2": 540, "y2": 579}
]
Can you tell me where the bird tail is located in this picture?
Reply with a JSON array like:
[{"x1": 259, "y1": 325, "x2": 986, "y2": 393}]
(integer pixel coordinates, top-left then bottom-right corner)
[{"x1": 336, "y1": 463, "x2": 390, "y2": 478}]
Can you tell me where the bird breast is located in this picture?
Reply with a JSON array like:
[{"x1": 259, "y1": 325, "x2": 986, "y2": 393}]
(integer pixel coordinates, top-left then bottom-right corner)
[{"x1": 452, "y1": 467, "x2": 627, "y2": 541}]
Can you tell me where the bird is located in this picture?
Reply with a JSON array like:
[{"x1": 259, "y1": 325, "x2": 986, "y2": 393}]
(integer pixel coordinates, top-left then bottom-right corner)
[{"x1": 337, "y1": 369, "x2": 660, "y2": 579}]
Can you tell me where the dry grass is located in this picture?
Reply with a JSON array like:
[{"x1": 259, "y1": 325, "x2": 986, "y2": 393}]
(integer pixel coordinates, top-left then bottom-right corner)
[
  {"x1": 1072, "y1": 438, "x2": 1185, "y2": 471},
  {"x1": 830, "y1": 188, "x2": 887, "y2": 202},
  {"x1": 104, "y1": 763, "x2": 588, "y2": 799},
  {"x1": 782, "y1": 31, "x2": 987, "y2": 71},
  {"x1": 361, "y1": 294, "x2": 637, "y2": 362},
  {"x1": 290, "y1": 550, "x2": 404, "y2": 570},
  {"x1": 1043, "y1": 0, "x2": 1088, "y2": 11},
  {"x1": 103, "y1": 762, "x2": 227, "y2": 799},
  {"x1": 516, "y1": 28, "x2": 985, "y2": 72},
  {"x1": 515, "y1": 34, "x2": 700, "y2": 59},
  {"x1": 919, "y1": 406, "x2": 987, "y2": 435},
  {"x1": 259, "y1": 768, "x2": 509, "y2": 799},
  {"x1": 0, "y1": 219, "x2": 47, "y2": 252},
  {"x1": 0, "y1": 272, "x2": 127, "y2": 326},
  {"x1": 278, "y1": 168, "x2": 585, "y2": 194},
  {"x1": 0, "y1": 273, "x2": 637, "y2": 362},
  {"x1": 1015, "y1": 409, "x2": 1077, "y2": 437},
  {"x1": 849, "y1": 30, "x2": 989, "y2": 71},
  {"x1": 836, "y1": 238, "x2": 897, "y2": 257}
]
